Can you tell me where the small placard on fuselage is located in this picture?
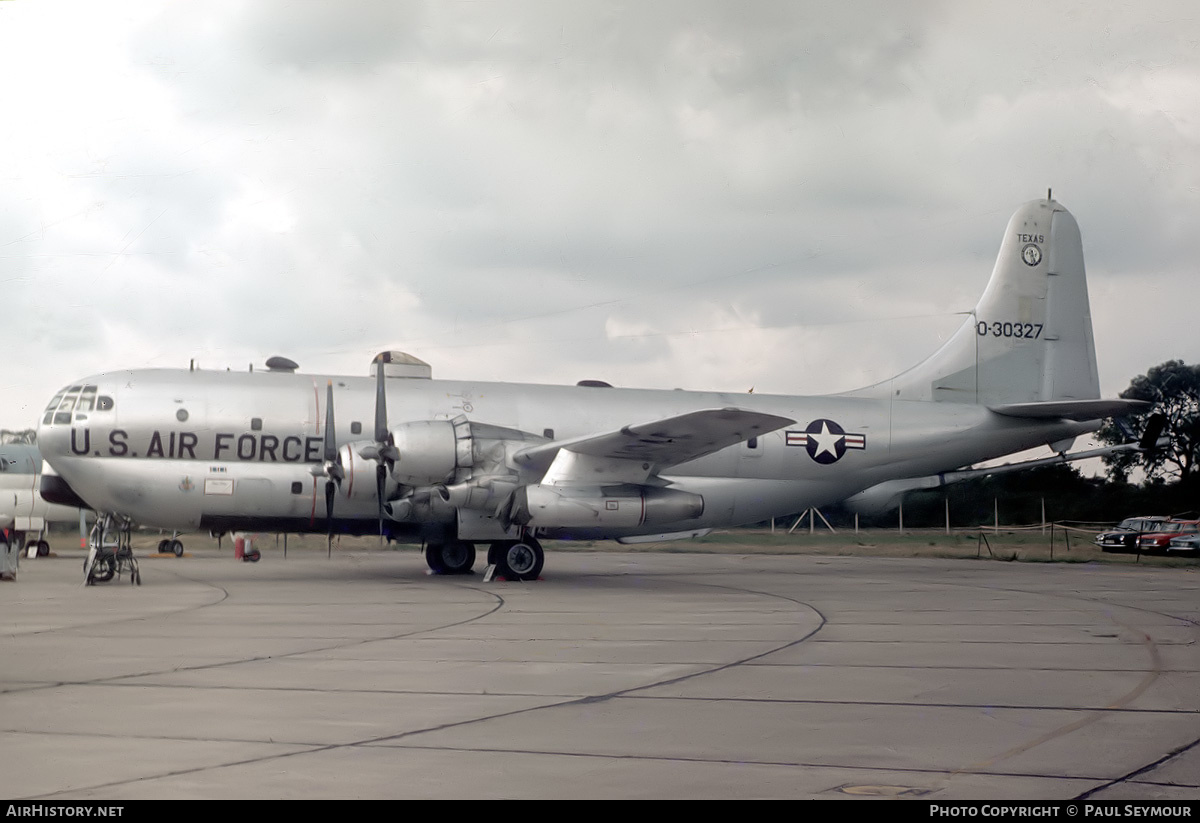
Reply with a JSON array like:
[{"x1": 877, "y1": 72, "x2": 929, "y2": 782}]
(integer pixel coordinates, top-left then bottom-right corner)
[{"x1": 204, "y1": 478, "x2": 234, "y2": 496}]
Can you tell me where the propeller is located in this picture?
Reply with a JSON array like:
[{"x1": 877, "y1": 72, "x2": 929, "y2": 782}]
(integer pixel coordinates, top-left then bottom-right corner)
[
  {"x1": 359, "y1": 358, "x2": 399, "y2": 543},
  {"x1": 312, "y1": 380, "x2": 344, "y2": 556},
  {"x1": 315, "y1": 362, "x2": 401, "y2": 551}
]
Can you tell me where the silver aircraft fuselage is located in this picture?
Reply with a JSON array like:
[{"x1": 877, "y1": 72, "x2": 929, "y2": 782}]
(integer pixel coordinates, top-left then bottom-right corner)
[{"x1": 36, "y1": 368, "x2": 1095, "y2": 540}]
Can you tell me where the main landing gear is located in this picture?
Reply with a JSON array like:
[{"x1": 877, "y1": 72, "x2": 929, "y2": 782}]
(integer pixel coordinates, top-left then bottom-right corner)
[
  {"x1": 422, "y1": 535, "x2": 544, "y2": 581},
  {"x1": 488, "y1": 537, "x2": 544, "y2": 581},
  {"x1": 424, "y1": 539, "x2": 476, "y2": 575}
]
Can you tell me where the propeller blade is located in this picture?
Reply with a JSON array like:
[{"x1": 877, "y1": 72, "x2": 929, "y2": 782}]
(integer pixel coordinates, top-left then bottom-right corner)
[
  {"x1": 376, "y1": 463, "x2": 386, "y2": 545},
  {"x1": 374, "y1": 357, "x2": 389, "y2": 444},
  {"x1": 373, "y1": 358, "x2": 398, "y2": 472},
  {"x1": 324, "y1": 380, "x2": 337, "y2": 463},
  {"x1": 325, "y1": 479, "x2": 335, "y2": 558}
]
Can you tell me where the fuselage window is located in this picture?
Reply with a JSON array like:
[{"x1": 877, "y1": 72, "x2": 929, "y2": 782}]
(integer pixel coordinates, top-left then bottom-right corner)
[
  {"x1": 747, "y1": 437, "x2": 758, "y2": 449},
  {"x1": 543, "y1": 428, "x2": 554, "y2": 439},
  {"x1": 251, "y1": 417, "x2": 262, "y2": 431},
  {"x1": 177, "y1": 409, "x2": 189, "y2": 422},
  {"x1": 351, "y1": 422, "x2": 362, "y2": 435},
  {"x1": 290, "y1": 481, "x2": 303, "y2": 494}
]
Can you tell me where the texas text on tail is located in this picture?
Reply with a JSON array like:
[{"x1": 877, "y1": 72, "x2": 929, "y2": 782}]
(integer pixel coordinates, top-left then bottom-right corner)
[{"x1": 37, "y1": 197, "x2": 1149, "y2": 579}]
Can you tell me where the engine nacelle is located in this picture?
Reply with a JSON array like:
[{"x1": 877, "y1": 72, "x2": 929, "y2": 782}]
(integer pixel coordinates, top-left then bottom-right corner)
[
  {"x1": 503, "y1": 484, "x2": 704, "y2": 529},
  {"x1": 390, "y1": 419, "x2": 473, "y2": 486}
]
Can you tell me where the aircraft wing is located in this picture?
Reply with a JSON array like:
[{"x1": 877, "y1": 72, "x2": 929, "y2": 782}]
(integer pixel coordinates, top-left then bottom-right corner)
[
  {"x1": 512, "y1": 408, "x2": 794, "y2": 482},
  {"x1": 988, "y1": 399, "x2": 1151, "y2": 421}
]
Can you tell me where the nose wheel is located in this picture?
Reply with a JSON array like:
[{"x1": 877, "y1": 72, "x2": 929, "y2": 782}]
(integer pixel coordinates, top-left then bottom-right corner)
[{"x1": 487, "y1": 537, "x2": 544, "y2": 581}]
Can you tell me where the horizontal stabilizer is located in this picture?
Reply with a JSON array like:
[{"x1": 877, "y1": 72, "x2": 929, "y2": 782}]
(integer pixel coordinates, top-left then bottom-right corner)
[
  {"x1": 846, "y1": 431, "x2": 1169, "y2": 515},
  {"x1": 513, "y1": 408, "x2": 794, "y2": 480},
  {"x1": 988, "y1": 398, "x2": 1150, "y2": 421}
]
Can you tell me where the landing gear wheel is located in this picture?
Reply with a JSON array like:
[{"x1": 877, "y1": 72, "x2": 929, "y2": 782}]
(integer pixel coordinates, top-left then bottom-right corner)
[
  {"x1": 442, "y1": 540, "x2": 476, "y2": 574},
  {"x1": 425, "y1": 543, "x2": 446, "y2": 574},
  {"x1": 171, "y1": 539, "x2": 184, "y2": 557},
  {"x1": 493, "y1": 537, "x2": 543, "y2": 581},
  {"x1": 35, "y1": 540, "x2": 50, "y2": 557},
  {"x1": 86, "y1": 556, "x2": 115, "y2": 584},
  {"x1": 157, "y1": 539, "x2": 169, "y2": 554},
  {"x1": 426, "y1": 541, "x2": 476, "y2": 574}
]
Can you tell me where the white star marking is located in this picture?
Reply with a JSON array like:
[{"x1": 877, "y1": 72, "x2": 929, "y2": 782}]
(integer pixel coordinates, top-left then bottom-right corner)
[{"x1": 809, "y1": 422, "x2": 843, "y2": 458}]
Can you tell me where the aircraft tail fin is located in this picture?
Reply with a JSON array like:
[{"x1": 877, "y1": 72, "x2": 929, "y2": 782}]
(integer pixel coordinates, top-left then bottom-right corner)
[{"x1": 850, "y1": 197, "x2": 1100, "y2": 405}]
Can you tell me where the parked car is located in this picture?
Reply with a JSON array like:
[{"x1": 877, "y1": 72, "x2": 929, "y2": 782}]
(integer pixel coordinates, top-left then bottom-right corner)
[
  {"x1": 1138, "y1": 522, "x2": 1200, "y2": 554},
  {"x1": 1095, "y1": 516, "x2": 1175, "y2": 553},
  {"x1": 1166, "y1": 532, "x2": 1200, "y2": 555}
]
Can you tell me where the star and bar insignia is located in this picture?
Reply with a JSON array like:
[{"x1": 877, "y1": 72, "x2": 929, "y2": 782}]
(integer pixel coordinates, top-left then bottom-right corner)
[{"x1": 785, "y1": 419, "x2": 866, "y2": 464}]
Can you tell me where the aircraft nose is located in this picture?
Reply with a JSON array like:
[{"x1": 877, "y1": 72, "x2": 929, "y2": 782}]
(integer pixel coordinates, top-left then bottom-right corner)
[{"x1": 37, "y1": 380, "x2": 112, "y2": 456}]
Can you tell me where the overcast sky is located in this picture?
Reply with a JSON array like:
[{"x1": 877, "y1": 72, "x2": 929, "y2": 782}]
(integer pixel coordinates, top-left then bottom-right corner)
[{"x1": 2, "y1": 1, "x2": 1199, "y2": 430}]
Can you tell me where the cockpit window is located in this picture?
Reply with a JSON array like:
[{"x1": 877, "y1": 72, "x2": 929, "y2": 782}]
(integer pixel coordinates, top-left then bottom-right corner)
[
  {"x1": 43, "y1": 392, "x2": 65, "y2": 425},
  {"x1": 43, "y1": 385, "x2": 109, "y2": 424},
  {"x1": 77, "y1": 386, "x2": 97, "y2": 412},
  {"x1": 53, "y1": 396, "x2": 76, "y2": 424}
]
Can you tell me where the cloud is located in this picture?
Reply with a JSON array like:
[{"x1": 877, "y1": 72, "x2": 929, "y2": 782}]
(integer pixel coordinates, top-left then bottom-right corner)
[{"x1": 1, "y1": 0, "x2": 1198, "y2": 425}]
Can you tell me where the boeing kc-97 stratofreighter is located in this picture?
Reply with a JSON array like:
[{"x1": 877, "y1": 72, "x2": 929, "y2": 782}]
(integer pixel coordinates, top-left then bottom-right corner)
[{"x1": 36, "y1": 197, "x2": 1155, "y2": 580}]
